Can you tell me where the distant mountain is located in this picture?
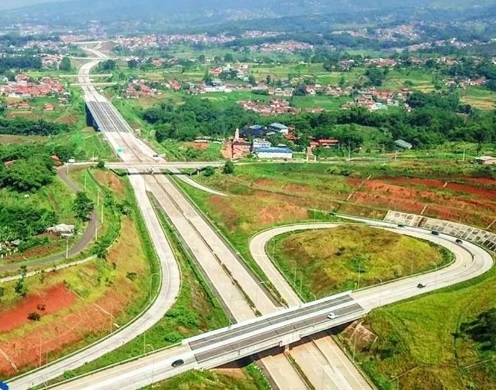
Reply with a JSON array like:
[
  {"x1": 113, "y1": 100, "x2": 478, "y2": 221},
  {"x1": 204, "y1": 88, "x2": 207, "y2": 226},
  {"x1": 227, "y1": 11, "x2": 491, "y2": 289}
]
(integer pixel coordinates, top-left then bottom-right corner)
[{"x1": 2, "y1": 0, "x2": 495, "y2": 28}]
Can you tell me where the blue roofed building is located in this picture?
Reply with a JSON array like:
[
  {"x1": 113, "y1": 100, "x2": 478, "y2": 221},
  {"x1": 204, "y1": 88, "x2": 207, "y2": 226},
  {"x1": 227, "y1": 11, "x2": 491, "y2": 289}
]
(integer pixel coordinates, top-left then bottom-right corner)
[
  {"x1": 253, "y1": 147, "x2": 293, "y2": 159},
  {"x1": 268, "y1": 123, "x2": 289, "y2": 134},
  {"x1": 240, "y1": 124, "x2": 267, "y2": 138}
]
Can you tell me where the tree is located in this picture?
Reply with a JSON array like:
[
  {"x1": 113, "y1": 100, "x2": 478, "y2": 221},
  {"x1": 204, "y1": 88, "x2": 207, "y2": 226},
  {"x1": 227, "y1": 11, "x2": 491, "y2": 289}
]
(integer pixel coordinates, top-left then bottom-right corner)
[
  {"x1": 99, "y1": 60, "x2": 117, "y2": 71},
  {"x1": 72, "y1": 191, "x2": 94, "y2": 221},
  {"x1": 59, "y1": 57, "x2": 72, "y2": 72},
  {"x1": 15, "y1": 276, "x2": 27, "y2": 297},
  {"x1": 127, "y1": 59, "x2": 139, "y2": 69},
  {"x1": 224, "y1": 53, "x2": 234, "y2": 63},
  {"x1": 203, "y1": 166, "x2": 215, "y2": 177},
  {"x1": 293, "y1": 84, "x2": 307, "y2": 96},
  {"x1": 222, "y1": 161, "x2": 235, "y2": 174},
  {"x1": 203, "y1": 71, "x2": 213, "y2": 86},
  {"x1": 248, "y1": 74, "x2": 257, "y2": 86}
]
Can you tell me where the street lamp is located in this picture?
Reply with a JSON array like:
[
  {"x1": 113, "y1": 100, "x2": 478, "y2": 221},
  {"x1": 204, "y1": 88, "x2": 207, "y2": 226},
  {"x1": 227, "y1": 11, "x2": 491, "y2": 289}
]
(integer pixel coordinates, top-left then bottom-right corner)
[
  {"x1": 65, "y1": 236, "x2": 69, "y2": 259},
  {"x1": 289, "y1": 260, "x2": 297, "y2": 289},
  {"x1": 255, "y1": 280, "x2": 268, "y2": 309},
  {"x1": 148, "y1": 272, "x2": 161, "y2": 308},
  {"x1": 431, "y1": 261, "x2": 438, "y2": 288}
]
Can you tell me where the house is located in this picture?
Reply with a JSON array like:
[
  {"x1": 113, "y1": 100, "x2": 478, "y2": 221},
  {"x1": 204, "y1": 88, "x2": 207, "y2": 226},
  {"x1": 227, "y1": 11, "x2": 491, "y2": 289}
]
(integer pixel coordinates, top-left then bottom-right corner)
[
  {"x1": 254, "y1": 147, "x2": 293, "y2": 159},
  {"x1": 252, "y1": 138, "x2": 272, "y2": 149},
  {"x1": 46, "y1": 224, "x2": 75, "y2": 235},
  {"x1": 44, "y1": 103, "x2": 55, "y2": 111},
  {"x1": 50, "y1": 155, "x2": 63, "y2": 166},
  {"x1": 475, "y1": 156, "x2": 496, "y2": 165},
  {"x1": 268, "y1": 123, "x2": 289, "y2": 134},
  {"x1": 232, "y1": 138, "x2": 252, "y2": 159},
  {"x1": 240, "y1": 125, "x2": 267, "y2": 138},
  {"x1": 316, "y1": 139, "x2": 339, "y2": 148},
  {"x1": 394, "y1": 139, "x2": 413, "y2": 150}
]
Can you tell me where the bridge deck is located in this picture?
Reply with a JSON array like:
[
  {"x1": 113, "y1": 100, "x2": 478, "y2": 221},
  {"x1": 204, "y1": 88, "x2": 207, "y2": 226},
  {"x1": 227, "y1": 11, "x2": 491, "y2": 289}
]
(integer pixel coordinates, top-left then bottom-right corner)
[
  {"x1": 194, "y1": 302, "x2": 363, "y2": 362},
  {"x1": 189, "y1": 294, "x2": 354, "y2": 351}
]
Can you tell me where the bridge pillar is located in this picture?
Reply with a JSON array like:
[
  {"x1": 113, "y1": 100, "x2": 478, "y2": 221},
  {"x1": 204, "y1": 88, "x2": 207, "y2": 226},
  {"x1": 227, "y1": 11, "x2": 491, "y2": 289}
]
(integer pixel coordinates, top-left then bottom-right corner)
[{"x1": 85, "y1": 103, "x2": 99, "y2": 130}]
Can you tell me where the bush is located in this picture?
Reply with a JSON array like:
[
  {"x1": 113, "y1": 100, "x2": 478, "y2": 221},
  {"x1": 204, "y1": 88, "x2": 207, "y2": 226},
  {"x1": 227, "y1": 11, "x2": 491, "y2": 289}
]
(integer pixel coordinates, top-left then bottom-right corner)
[
  {"x1": 28, "y1": 312, "x2": 41, "y2": 321},
  {"x1": 203, "y1": 166, "x2": 216, "y2": 177},
  {"x1": 223, "y1": 161, "x2": 235, "y2": 174},
  {"x1": 163, "y1": 331, "x2": 183, "y2": 343}
]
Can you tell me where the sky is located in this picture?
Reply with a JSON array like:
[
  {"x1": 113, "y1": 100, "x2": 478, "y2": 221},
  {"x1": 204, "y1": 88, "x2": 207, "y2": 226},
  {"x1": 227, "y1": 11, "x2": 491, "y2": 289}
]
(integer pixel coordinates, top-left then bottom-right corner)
[{"x1": 0, "y1": 0, "x2": 70, "y2": 10}]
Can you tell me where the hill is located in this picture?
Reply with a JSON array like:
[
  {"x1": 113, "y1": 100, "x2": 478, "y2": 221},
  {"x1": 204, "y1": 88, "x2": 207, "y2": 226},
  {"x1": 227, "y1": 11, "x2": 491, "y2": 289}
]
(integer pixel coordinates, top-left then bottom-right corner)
[{"x1": 3, "y1": 0, "x2": 495, "y2": 26}]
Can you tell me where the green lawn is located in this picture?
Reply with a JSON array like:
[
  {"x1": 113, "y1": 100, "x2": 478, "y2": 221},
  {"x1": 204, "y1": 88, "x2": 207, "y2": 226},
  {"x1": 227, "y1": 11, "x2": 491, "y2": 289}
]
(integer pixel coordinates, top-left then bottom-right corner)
[
  {"x1": 141, "y1": 366, "x2": 270, "y2": 390},
  {"x1": 461, "y1": 86, "x2": 496, "y2": 110},
  {"x1": 270, "y1": 225, "x2": 450, "y2": 300},
  {"x1": 353, "y1": 264, "x2": 496, "y2": 390},
  {"x1": 291, "y1": 95, "x2": 351, "y2": 111}
]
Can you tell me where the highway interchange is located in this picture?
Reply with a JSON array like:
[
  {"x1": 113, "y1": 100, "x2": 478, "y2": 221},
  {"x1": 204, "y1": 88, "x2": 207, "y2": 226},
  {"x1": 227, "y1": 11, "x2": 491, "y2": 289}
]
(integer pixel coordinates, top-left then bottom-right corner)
[{"x1": 5, "y1": 43, "x2": 494, "y2": 390}]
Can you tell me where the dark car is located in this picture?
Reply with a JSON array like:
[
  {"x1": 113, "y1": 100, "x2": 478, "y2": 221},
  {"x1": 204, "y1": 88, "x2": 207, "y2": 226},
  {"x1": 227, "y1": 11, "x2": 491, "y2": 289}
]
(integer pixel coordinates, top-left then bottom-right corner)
[
  {"x1": 431, "y1": 231, "x2": 440, "y2": 236},
  {"x1": 456, "y1": 239, "x2": 463, "y2": 244},
  {"x1": 171, "y1": 359, "x2": 184, "y2": 367},
  {"x1": 398, "y1": 224, "x2": 405, "y2": 228},
  {"x1": 417, "y1": 283, "x2": 426, "y2": 288}
]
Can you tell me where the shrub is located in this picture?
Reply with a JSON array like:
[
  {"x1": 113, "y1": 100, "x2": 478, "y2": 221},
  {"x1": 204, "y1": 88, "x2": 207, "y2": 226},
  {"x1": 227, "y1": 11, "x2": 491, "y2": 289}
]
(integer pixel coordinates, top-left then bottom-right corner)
[{"x1": 28, "y1": 312, "x2": 41, "y2": 321}]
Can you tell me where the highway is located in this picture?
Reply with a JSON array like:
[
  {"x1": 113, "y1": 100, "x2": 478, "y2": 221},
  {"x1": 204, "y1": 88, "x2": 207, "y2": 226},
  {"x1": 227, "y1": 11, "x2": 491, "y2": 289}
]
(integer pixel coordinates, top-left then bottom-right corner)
[
  {"x1": 8, "y1": 43, "x2": 312, "y2": 390},
  {"x1": 7, "y1": 45, "x2": 182, "y2": 390},
  {"x1": 7, "y1": 42, "x2": 493, "y2": 390},
  {"x1": 43, "y1": 219, "x2": 493, "y2": 390},
  {"x1": 75, "y1": 43, "x2": 363, "y2": 390}
]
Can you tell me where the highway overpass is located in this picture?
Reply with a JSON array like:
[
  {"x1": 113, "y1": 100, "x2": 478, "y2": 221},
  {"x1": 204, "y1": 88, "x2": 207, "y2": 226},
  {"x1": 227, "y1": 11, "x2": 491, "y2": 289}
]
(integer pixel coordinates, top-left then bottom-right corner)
[{"x1": 43, "y1": 292, "x2": 364, "y2": 390}]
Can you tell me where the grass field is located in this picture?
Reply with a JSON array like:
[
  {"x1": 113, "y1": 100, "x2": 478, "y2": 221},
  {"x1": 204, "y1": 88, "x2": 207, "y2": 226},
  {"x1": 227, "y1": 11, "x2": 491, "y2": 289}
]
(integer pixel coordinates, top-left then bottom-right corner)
[
  {"x1": 461, "y1": 86, "x2": 496, "y2": 110},
  {"x1": 176, "y1": 161, "x2": 495, "y2": 388},
  {"x1": 349, "y1": 264, "x2": 496, "y2": 390},
  {"x1": 270, "y1": 225, "x2": 449, "y2": 299},
  {"x1": 143, "y1": 365, "x2": 270, "y2": 390},
  {"x1": 291, "y1": 95, "x2": 351, "y2": 111},
  {"x1": 59, "y1": 192, "x2": 229, "y2": 380},
  {"x1": 0, "y1": 170, "x2": 156, "y2": 377}
]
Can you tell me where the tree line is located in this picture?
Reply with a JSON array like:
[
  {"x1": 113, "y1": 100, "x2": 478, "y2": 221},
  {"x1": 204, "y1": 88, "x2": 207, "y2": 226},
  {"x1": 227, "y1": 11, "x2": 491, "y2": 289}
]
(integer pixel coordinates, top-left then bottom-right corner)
[
  {"x1": 0, "y1": 55, "x2": 42, "y2": 73},
  {"x1": 0, "y1": 118, "x2": 70, "y2": 136},
  {"x1": 143, "y1": 91, "x2": 496, "y2": 150}
]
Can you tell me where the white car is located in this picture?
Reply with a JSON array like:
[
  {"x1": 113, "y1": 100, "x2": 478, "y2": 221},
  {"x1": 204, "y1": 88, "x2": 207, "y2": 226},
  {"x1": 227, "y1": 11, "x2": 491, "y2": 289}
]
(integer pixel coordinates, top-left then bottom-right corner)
[{"x1": 327, "y1": 312, "x2": 338, "y2": 319}]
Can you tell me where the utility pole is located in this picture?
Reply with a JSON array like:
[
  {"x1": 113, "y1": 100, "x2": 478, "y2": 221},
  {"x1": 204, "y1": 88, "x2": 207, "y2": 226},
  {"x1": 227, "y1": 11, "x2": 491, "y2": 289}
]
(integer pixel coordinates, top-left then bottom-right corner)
[
  {"x1": 357, "y1": 261, "x2": 361, "y2": 290},
  {"x1": 65, "y1": 237, "x2": 69, "y2": 259},
  {"x1": 39, "y1": 334, "x2": 42, "y2": 367}
]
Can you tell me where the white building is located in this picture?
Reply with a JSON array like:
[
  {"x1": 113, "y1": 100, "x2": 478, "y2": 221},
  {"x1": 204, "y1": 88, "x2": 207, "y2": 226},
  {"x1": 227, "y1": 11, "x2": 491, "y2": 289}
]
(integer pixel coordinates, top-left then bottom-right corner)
[{"x1": 253, "y1": 147, "x2": 293, "y2": 159}]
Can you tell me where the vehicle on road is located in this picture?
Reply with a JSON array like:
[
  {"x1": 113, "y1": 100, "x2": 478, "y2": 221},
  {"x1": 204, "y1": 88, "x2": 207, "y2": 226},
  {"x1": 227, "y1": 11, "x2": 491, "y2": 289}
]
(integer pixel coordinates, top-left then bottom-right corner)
[
  {"x1": 431, "y1": 230, "x2": 440, "y2": 236},
  {"x1": 327, "y1": 312, "x2": 338, "y2": 319},
  {"x1": 456, "y1": 239, "x2": 463, "y2": 244},
  {"x1": 398, "y1": 224, "x2": 405, "y2": 227},
  {"x1": 171, "y1": 359, "x2": 184, "y2": 367},
  {"x1": 417, "y1": 283, "x2": 426, "y2": 288}
]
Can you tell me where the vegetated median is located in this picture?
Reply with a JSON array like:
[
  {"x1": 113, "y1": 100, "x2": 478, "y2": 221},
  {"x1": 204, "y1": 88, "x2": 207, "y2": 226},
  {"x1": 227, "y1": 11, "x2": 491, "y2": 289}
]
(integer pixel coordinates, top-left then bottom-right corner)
[
  {"x1": 172, "y1": 173, "x2": 343, "y2": 305},
  {"x1": 53, "y1": 191, "x2": 229, "y2": 381},
  {"x1": 268, "y1": 225, "x2": 452, "y2": 300},
  {"x1": 140, "y1": 363, "x2": 272, "y2": 390}
]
